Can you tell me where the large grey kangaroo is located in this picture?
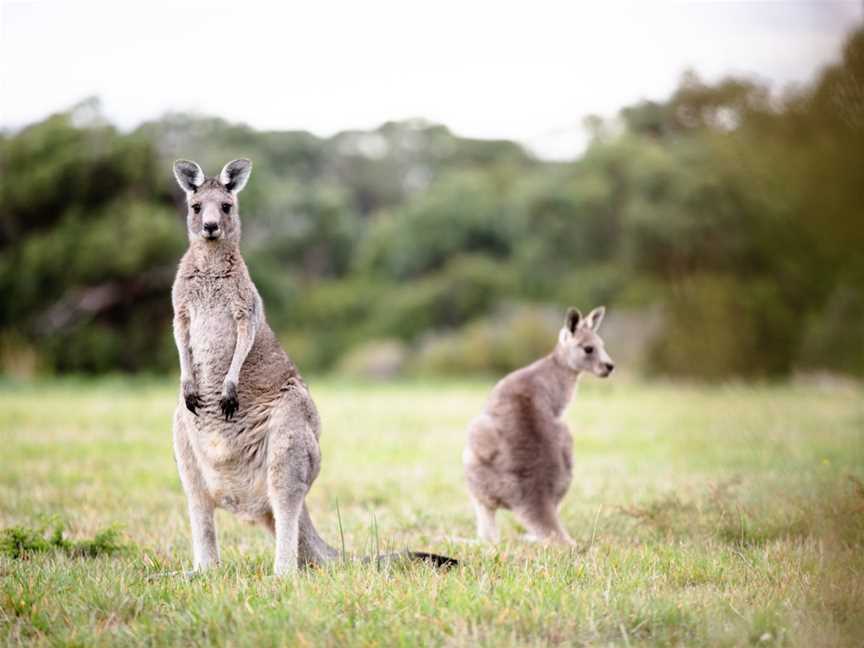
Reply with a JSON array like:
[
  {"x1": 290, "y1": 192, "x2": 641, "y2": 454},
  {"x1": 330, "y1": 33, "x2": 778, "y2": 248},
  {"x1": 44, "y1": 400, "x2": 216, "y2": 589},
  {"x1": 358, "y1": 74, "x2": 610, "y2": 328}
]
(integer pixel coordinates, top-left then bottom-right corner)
[
  {"x1": 171, "y1": 159, "x2": 454, "y2": 575},
  {"x1": 463, "y1": 306, "x2": 614, "y2": 545}
]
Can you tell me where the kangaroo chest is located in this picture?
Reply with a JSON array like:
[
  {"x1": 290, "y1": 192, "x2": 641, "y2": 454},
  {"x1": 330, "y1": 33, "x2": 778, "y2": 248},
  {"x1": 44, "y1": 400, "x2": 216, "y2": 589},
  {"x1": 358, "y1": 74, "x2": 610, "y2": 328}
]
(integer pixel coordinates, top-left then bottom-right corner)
[{"x1": 186, "y1": 275, "x2": 239, "y2": 388}]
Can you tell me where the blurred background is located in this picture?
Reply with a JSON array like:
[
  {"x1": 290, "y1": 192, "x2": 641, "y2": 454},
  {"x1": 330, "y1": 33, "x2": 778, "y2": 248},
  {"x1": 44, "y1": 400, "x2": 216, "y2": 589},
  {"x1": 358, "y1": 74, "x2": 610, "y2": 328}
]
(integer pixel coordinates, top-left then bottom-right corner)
[{"x1": 1, "y1": 1, "x2": 862, "y2": 381}]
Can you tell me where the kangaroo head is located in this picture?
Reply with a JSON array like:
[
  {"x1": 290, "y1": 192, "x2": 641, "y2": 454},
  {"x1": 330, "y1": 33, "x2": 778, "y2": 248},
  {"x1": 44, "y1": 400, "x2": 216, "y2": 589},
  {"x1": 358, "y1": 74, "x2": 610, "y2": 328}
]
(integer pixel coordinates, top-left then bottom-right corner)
[
  {"x1": 173, "y1": 159, "x2": 252, "y2": 245},
  {"x1": 555, "y1": 306, "x2": 615, "y2": 378}
]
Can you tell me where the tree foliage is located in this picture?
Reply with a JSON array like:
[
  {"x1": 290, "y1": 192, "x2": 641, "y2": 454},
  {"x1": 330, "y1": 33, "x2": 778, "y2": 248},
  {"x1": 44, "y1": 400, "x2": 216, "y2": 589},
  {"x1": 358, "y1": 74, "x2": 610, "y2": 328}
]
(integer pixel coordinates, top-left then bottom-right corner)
[{"x1": 2, "y1": 28, "x2": 862, "y2": 377}]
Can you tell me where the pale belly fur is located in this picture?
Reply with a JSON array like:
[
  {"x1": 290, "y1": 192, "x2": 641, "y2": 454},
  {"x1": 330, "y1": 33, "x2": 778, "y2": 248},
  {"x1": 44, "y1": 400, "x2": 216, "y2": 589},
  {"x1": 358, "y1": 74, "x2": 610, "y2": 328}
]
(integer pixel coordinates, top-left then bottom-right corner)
[{"x1": 183, "y1": 306, "x2": 274, "y2": 520}]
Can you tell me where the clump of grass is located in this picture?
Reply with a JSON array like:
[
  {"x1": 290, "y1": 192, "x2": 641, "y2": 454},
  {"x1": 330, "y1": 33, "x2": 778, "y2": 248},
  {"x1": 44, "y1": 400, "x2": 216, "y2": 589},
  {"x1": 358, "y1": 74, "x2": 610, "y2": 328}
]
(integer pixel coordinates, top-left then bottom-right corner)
[
  {"x1": 617, "y1": 493, "x2": 696, "y2": 534},
  {"x1": 716, "y1": 511, "x2": 810, "y2": 548},
  {"x1": 618, "y1": 478, "x2": 783, "y2": 543},
  {"x1": 0, "y1": 523, "x2": 126, "y2": 559},
  {"x1": 67, "y1": 526, "x2": 126, "y2": 557},
  {"x1": 0, "y1": 525, "x2": 56, "y2": 558},
  {"x1": 847, "y1": 475, "x2": 864, "y2": 513}
]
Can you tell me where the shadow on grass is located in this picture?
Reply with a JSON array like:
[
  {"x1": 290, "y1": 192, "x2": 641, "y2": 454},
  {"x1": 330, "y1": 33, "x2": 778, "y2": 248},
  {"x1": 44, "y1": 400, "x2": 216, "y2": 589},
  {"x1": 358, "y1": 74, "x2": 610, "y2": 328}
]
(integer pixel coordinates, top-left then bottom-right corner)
[
  {"x1": 615, "y1": 475, "x2": 864, "y2": 644},
  {"x1": 616, "y1": 475, "x2": 864, "y2": 549}
]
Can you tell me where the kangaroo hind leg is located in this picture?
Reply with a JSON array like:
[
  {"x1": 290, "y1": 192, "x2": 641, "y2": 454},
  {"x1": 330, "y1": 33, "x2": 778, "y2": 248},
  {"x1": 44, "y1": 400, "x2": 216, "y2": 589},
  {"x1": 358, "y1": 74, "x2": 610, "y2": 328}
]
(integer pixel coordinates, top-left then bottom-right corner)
[
  {"x1": 514, "y1": 500, "x2": 575, "y2": 546},
  {"x1": 266, "y1": 393, "x2": 322, "y2": 576},
  {"x1": 173, "y1": 408, "x2": 220, "y2": 571},
  {"x1": 470, "y1": 494, "x2": 499, "y2": 543}
]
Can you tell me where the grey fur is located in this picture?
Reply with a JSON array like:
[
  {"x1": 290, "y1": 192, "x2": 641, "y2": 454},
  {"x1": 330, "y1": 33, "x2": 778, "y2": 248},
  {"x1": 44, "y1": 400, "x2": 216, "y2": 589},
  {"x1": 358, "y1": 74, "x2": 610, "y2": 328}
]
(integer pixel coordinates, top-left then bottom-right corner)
[
  {"x1": 170, "y1": 159, "x2": 456, "y2": 575},
  {"x1": 171, "y1": 159, "x2": 337, "y2": 576},
  {"x1": 173, "y1": 160, "x2": 205, "y2": 193},
  {"x1": 219, "y1": 158, "x2": 252, "y2": 193},
  {"x1": 463, "y1": 306, "x2": 614, "y2": 545}
]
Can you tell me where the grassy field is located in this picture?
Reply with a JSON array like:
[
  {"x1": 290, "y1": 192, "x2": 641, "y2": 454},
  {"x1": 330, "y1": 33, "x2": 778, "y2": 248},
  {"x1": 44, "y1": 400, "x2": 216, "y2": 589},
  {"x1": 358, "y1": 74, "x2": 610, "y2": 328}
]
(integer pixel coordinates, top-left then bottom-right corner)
[{"x1": 1, "y1": 377, "x2": 863, "y2": 647}]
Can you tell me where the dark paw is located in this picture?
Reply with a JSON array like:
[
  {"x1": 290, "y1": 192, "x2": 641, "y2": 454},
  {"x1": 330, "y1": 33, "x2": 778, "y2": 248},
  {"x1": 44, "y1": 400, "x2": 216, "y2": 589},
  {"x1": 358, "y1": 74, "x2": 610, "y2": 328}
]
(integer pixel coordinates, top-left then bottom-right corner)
[
  {"x1": 182, "y1": 381, "x2": 200, "y2": 416},
  {"x1": 220, "y1": 381, "x2": 239, "y2": 421}
]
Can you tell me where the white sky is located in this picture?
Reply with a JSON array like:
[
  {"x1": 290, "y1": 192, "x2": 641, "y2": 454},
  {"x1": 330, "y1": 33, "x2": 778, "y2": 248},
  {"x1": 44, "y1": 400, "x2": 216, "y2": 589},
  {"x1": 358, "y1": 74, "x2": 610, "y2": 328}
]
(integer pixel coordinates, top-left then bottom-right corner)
[{"x1": 1, "y1": 0, "x2": 861, "y2": 159}]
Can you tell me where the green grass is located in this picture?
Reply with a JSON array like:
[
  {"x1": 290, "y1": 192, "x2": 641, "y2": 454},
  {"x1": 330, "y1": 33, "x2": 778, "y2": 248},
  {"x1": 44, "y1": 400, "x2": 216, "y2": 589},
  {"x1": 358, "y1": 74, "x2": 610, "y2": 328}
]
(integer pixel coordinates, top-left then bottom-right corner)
[{"x1": 1, "y1": 377, "x2": 863, "y2": 646}]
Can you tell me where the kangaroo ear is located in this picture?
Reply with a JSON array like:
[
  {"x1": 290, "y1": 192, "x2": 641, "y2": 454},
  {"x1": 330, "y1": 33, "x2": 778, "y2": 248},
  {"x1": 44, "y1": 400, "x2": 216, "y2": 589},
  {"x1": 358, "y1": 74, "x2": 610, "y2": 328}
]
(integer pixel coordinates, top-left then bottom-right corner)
[
  {"x1": 174, "y1": 160, "x2": 205, "y2": 193},
  {"x1": 565, "y1": 307, "x2": 582, "y2": 334},
  {"x1": 584, "y1": 306, "x2": 606, "y2": 332},
  {"x1": 219, "y1": 158, "x2": 252, "y2": 193}
]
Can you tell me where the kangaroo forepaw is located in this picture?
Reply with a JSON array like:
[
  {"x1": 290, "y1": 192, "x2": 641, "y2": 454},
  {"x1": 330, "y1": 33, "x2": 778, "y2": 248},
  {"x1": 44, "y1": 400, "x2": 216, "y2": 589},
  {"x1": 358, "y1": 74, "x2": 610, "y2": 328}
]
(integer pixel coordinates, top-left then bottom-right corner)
[
  {"x1": 182, "y1": 380, "x2": 201, "y2": 416},
  {"x1": 220, "y1": 381, "x2": 238, "y2": 421}
]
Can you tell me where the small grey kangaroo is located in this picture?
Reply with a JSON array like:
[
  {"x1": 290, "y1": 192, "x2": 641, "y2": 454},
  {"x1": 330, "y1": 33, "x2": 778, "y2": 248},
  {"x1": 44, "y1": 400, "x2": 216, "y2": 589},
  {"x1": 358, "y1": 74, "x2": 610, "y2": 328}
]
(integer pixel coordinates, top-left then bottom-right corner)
[
  {"x1": 463, "y1": 306, "x2": 614, "y2": 545},
  {"x1": 170, "y1": 158, "x2": 455, "y2": 575}
]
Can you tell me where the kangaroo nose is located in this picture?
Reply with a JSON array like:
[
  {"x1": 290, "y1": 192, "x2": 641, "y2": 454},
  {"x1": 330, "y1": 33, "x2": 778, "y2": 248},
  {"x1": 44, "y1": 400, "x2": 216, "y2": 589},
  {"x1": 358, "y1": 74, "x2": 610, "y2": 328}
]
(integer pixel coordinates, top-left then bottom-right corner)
[
  {"x1": 603, "y1": 362, "x2": 615, "y2": 374},
  {"x1": 203, "y1": 222, "x2": 219, "y2": 234}
]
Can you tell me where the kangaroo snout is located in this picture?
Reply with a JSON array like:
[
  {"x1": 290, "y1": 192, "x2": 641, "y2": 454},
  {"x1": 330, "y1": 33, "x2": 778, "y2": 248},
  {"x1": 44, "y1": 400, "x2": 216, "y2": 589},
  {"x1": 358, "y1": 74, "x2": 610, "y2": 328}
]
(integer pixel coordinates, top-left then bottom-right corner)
[
  {"x1": 202, "y1": 221, "x2": 221, "y2": 239},
  {"x1": 601, "y1": 361, "x2": 615, "y2": 376}
]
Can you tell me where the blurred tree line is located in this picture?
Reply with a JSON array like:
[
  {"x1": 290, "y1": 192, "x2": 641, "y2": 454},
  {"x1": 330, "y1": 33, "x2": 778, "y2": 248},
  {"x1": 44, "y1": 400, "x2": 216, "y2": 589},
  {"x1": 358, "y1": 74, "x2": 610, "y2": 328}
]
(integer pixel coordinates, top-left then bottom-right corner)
[{"x1": 1, "y1": 28, "x2": 862, "y2": 379}]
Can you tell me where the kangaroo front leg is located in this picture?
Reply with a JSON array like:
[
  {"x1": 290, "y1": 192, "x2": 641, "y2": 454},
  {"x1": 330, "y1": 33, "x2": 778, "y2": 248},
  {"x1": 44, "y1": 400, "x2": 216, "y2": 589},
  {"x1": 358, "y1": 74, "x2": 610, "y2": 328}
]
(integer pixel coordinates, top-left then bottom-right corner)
[
  {"x1": 220, "y1": 314, "x2": 257, "y2": 420},
  {"x1": 173, "y1": 309, "x2": 200, "y2": 415}
]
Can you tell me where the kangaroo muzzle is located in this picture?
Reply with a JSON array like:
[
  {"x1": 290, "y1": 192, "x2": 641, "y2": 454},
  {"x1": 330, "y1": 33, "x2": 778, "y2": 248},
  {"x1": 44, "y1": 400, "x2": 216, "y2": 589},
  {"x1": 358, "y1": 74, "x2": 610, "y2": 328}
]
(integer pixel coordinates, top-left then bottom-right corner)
[{"x1": 202, "y1": 220, "x2": 221, "y2": 240}]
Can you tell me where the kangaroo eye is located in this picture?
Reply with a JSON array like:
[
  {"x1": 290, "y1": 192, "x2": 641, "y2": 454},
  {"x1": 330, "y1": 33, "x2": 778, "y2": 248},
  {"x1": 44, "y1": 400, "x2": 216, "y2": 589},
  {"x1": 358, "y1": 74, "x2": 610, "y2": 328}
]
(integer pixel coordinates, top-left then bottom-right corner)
[
  {"x1": 191, "y1": 203, "x2": 201, "y2": 214},
  {"x1": 221, "y1": 203, "x2": 232, "y2": 214},
  {"x1": 583, "y1": 345, "x2": 594, "y2": 355}
]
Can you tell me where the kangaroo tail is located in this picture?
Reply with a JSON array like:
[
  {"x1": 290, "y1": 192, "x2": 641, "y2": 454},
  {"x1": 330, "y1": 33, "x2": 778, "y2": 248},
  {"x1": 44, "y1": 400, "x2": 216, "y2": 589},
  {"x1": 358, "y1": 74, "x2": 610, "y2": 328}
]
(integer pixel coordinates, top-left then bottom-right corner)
[
  {"x1": 367, "y1": 550, "x2": 459, "y2": 569},
  {"x1": 298, "y1": 504, "x2": 458, "y2": 569}
]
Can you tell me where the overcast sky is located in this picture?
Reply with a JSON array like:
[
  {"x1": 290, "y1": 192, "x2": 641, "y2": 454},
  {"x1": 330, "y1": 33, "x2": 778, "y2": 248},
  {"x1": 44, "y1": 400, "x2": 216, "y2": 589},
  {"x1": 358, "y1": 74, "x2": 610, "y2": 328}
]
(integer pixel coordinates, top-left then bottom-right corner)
[{"x1": 1, "y1": 1, "x2": 861, "y2": 159}]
